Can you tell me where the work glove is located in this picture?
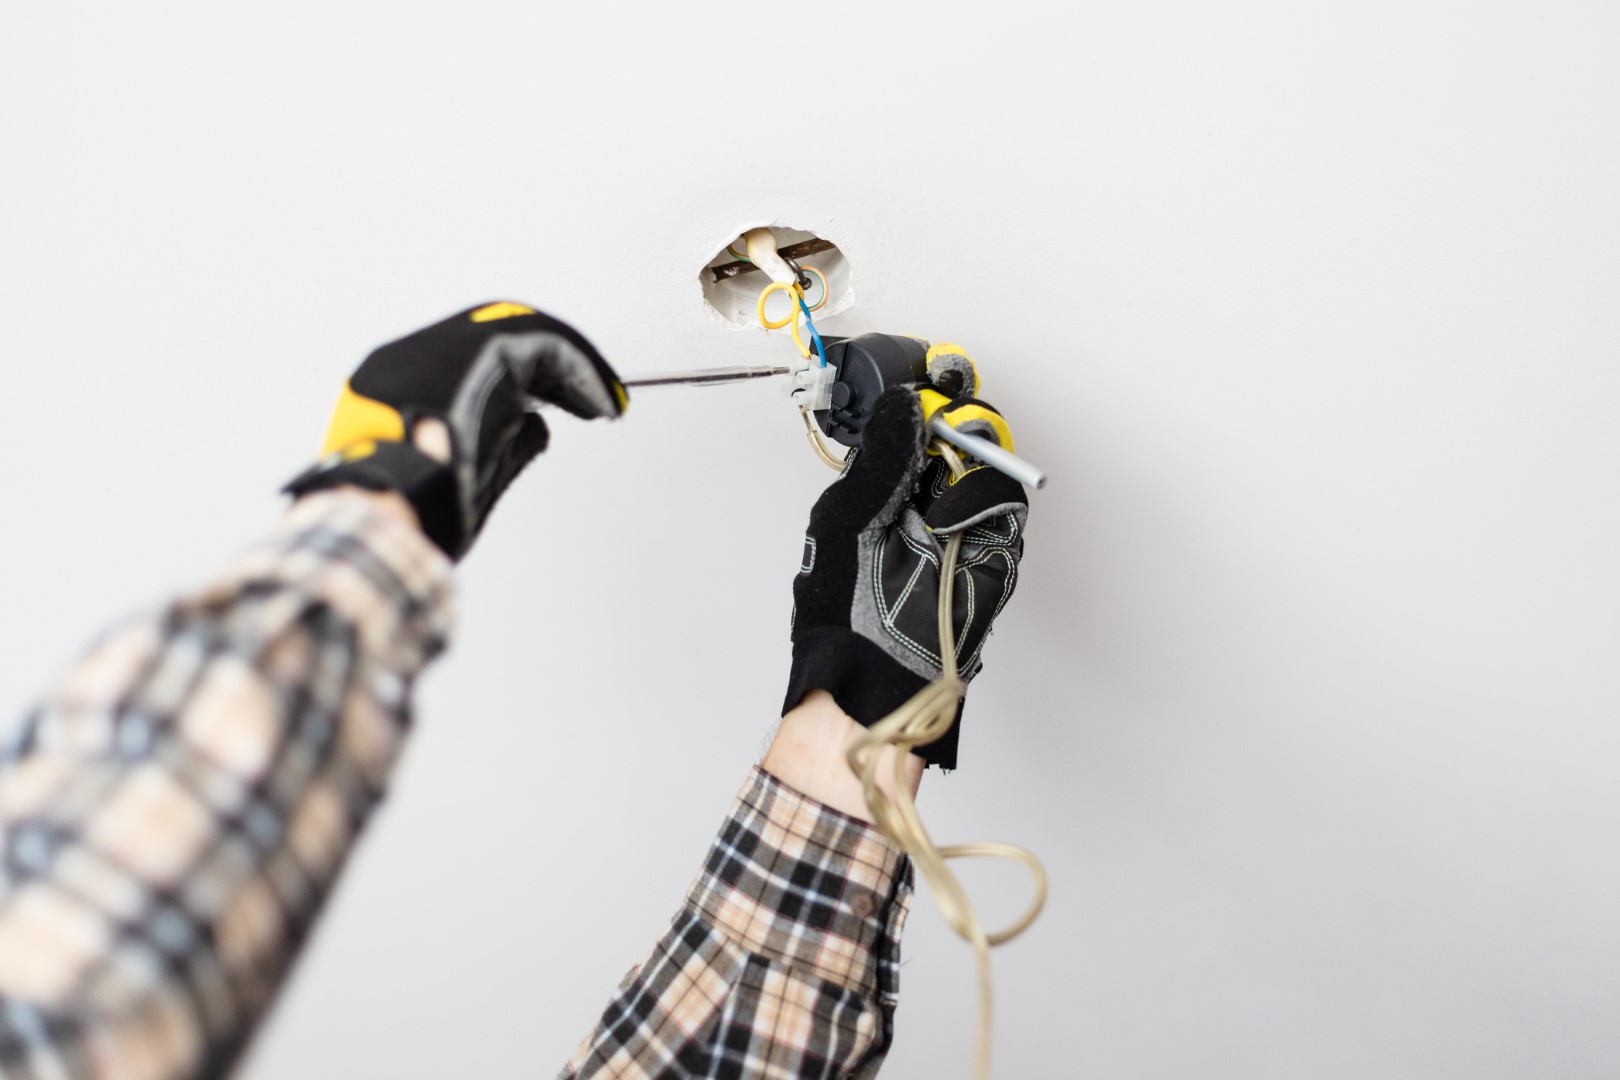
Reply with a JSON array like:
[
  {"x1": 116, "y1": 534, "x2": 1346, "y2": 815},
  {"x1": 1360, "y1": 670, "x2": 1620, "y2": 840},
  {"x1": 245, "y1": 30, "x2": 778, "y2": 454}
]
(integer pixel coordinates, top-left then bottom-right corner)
[
  {"x1": 285, "y1": 301, "x2": 626, "y2": 559},
  {"x1": 782, "y1": 373, "x2": 1028, "y2": 770}
]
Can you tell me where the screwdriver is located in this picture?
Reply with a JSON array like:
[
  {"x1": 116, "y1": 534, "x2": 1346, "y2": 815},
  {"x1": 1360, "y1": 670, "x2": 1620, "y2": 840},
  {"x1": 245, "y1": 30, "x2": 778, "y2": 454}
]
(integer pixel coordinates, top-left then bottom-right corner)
[
  {"x1": 617, "y1": 364, "x2": 1048, "y2": 490},
  {"x1": 620, "y1": 365, "x2": 789, "y2": 388}
]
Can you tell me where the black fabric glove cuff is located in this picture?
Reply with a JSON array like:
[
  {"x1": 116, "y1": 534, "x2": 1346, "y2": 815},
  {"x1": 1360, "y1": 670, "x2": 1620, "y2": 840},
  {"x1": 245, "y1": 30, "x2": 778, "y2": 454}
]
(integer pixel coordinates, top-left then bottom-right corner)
[
  {"x1": 283, "y1": 441, "x2": 464, "y2": 558},
  {"x1": 782, "y1": 627, "x2": 965, "y2": 770}
]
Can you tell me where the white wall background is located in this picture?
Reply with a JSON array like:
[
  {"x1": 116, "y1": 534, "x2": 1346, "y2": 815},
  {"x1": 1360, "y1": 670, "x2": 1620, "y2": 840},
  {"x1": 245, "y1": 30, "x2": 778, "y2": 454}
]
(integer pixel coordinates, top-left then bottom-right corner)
[{"x1": 2, "y1": 2, "x2": 1617, "y2": 1077}]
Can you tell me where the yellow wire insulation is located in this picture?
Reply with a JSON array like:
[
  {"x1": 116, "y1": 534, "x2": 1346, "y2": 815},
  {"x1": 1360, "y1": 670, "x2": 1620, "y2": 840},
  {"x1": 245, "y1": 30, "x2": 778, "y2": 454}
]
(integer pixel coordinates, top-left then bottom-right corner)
[
  {"x1": 756, "y1": 280, "x2": 813, "y2": 358},
  {"x1": 756, "y1": 270, "x2": 830, "y2": 353}
]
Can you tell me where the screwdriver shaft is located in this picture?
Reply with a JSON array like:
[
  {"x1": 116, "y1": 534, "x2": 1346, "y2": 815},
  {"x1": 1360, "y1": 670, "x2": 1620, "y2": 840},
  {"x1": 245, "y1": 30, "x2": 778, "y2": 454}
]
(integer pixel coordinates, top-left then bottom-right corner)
[
  {"x1": 929, "y1": 417, "x2": 1048, "y2": 490},
  {"x1": 620, "y1": 365, "x2": 790, "y2": 388},
  {"x1": 564, "y1": 365, "x2": 1050, "y2": 489}
]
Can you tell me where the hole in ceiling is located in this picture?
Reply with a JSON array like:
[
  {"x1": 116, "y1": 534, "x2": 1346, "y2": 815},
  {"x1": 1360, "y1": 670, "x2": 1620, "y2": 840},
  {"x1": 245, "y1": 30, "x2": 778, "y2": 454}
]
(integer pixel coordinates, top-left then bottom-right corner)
[{"x1": 699, "y1": 225, "x2": 854, "y2": 329}]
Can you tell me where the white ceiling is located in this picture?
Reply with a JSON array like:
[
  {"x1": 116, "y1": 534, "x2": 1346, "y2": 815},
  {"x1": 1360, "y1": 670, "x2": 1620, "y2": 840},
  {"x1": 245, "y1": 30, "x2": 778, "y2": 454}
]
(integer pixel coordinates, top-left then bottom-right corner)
[{"x1": 1, "y1": 2, "x2": 1616, "y2": 1076}]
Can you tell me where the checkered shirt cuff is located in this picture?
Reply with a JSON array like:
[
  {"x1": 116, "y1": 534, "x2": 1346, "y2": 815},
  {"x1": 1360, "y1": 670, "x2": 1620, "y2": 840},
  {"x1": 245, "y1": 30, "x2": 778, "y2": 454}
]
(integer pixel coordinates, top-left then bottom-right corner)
[
  {"x1": 563, "y1": 768, "x2": 914, "y2": 1079},
  {"x1": 686, "y1": 768, "x2": 912, "y2": 1003},
  {"x1": 0, "y1": 491, "x2": 454, "y2": 1080}
]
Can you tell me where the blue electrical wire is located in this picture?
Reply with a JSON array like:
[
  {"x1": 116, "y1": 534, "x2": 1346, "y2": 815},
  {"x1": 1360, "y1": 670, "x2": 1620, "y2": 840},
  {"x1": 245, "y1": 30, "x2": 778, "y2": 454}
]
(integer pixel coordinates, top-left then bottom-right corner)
[{"x1": 797, "y1": 293, "x2": 829, "y2": 368}]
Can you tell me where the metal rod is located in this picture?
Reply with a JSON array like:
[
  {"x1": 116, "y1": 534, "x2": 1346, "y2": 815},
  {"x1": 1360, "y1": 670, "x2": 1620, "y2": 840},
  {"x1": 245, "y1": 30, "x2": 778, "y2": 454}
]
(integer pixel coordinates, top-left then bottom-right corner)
[
  {"x1": 709, "y1": 237, "x2": 838, "y2": 283},
  {"x1": 540, "y1": 364, "x2": 1050, "y2": 489},
  {"x1": 620, "y1": 365, "x2": 791, "y2": 389},
  {"x1": 928, "y1": 417, "x2": 1048, "y2": 490}
]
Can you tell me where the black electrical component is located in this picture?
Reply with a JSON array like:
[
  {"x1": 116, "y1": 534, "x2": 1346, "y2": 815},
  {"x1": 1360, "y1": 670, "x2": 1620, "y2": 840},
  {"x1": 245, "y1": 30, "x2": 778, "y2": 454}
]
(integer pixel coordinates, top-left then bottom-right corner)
[{"x1": 812, "y1": 333, "x2": 929, "y2": 448}]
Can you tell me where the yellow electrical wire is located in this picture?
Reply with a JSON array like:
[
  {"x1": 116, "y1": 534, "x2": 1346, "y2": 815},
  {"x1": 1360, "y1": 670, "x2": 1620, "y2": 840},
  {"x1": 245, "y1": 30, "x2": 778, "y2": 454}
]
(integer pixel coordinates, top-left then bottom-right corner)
[
  {"x1": 756, "y1": 269, "x2": 829, "y2": 349},
  {"x1": 757, "y1": 279, "x2": 814, "y2": 358}
]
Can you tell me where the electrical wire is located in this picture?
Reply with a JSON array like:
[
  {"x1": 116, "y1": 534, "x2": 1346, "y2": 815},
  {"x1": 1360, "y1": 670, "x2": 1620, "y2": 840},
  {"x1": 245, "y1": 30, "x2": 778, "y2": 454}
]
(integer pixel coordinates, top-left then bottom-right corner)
[
  {"x1": 801, "y1": 265, "x2": 830, "y2": 311},
  {"x1": 798, "y1": 406, "x2": 847, "y2": 470},
  {"x1": 797, "y1": 292, "x2": 829, "y2": 368},
  {"x1": 754, "y1": 235, "x2": 1043, "y2": 1074},
  {"x1": 843, "y1": 443, "x2": 1049, "y2": 1080},
  {"x1": 797, "y1": 409, "x2": 1049, "y2": 1078},
  {"x1": 756, "y1": 277, "x2": 828, "y2": 366}
]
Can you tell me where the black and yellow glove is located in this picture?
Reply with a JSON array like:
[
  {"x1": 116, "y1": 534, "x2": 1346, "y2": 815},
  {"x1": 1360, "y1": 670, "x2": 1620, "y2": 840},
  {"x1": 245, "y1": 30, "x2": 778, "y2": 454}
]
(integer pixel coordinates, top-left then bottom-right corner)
[
  {"x1": 783, "y1": 376, "x2": 1028, "y2": 771},
  {"x1": 285, "y1": 301, "x2": 626, "y2": 559}
]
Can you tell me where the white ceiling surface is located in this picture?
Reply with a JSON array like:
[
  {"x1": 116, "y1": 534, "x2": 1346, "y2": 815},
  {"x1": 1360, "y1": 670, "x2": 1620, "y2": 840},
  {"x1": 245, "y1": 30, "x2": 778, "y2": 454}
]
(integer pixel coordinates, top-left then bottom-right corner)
[{"x1": 2, "y1": 2, "x2": 1617, "y2": 1077}]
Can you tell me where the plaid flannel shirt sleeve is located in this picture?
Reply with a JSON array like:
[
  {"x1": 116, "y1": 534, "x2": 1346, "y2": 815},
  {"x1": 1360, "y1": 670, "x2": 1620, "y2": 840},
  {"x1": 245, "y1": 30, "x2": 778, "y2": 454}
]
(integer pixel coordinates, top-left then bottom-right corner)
[
  {"x1": 0, "y1": 491, "x2": 454, "y2": 1080},
  {"x1": 562, "y1": 768, "x2": 916, "y2": 1080}
]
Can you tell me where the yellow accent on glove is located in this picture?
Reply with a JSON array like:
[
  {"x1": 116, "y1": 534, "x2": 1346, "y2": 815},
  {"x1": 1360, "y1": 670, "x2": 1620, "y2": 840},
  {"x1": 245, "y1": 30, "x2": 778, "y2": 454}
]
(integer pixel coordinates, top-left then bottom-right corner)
[
  {"x1": 918, "y1": 387, "x2": 952, "y2": 423},
  {"x1": 917, "y1": 387, "x2": 952, "y2": 458},
  {"x1": 918, "y1": 390, "x2": 1017, "y2": 458},
  {"x1": 469, "y1": 301, "x2": 538, "y2": 322},
  {"x1": 319, "y1": 381, "x2": 407, "y2": 457},
  {"x1": 339, "y1": 439, "x2": 379, "y2": 462},
  {"x1": 939, "y1": 400, "x2": 1016, "y2": 454},
  {"x1": 925, "y1": 342, "x2": 981, "y2": 398}
]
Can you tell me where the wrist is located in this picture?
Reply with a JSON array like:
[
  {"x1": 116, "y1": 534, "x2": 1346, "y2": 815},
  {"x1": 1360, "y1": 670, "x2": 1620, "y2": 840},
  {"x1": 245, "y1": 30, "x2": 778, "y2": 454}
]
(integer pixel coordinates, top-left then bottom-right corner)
[
  {"x1": 293, "y1": 486, "x2": 422, "y2": 534},
  {"x1": 763, "y1": 690, "x2": 923, "y2": 823}
]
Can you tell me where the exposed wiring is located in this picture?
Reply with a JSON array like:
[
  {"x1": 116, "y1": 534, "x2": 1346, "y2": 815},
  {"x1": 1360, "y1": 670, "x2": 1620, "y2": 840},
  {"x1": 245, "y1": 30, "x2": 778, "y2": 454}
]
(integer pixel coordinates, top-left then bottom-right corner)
[
  {"x1": 756, "y1": 278, "x2": 828, "y2": 366},
  {"x1": 799, "y1": 406, "x2": 847, "y2": 470},
  {"x1": 797, "y1": 292, "x2": 828, "y2": 368},
  {"x1": 801, "y1": 265, "x2": 830, "y2": 312},
  {"x1": 749, "y1": 230, "x2": 830, "y2": 367}
]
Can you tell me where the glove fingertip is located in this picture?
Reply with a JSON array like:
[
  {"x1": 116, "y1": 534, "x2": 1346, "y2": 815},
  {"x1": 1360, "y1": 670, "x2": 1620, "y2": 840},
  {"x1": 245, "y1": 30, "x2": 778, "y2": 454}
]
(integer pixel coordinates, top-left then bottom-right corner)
[
  {"x1": 925, "y1": 343, "x2": 980, "y2": 399},
  {"x1": 850, "y1": 388, "x2": 928, "y2": 489},
  {"x1": 511, "y1": 410, "x2": 551, "y2": 460},
  {"x1": 864, "y1": 386, "x2": 928, "y2": 455},
  {"x1": 509, "y1": 314, "x2": 628, "y2": 422},
  {"x1": 923, "y1": 466, "x2": 1028, "y2": 534},
  {"x1": 813, "y1": 387, "x2": 928, "y2": 527},
  {"x1": 937, "y1": 397, "x2": 1016, "y2": 453}
]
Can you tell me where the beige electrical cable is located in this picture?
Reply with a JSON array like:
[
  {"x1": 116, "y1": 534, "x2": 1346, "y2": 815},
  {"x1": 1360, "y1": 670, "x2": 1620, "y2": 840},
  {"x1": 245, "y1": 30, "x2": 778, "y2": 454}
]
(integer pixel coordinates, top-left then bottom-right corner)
[
  {"x1": 799, "y1": 406, "x2": 849, "y2": 471},
  {"x1": 805, "y1": 427, "x2": 1049, "y2": 1080}
]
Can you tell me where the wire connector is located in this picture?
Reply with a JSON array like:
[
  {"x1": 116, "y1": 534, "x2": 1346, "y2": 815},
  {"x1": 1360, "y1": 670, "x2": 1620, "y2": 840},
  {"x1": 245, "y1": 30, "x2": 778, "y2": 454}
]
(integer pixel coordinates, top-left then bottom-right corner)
[{"x1": 785, "y1": 353, "x2": 838, "y2": 410}]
